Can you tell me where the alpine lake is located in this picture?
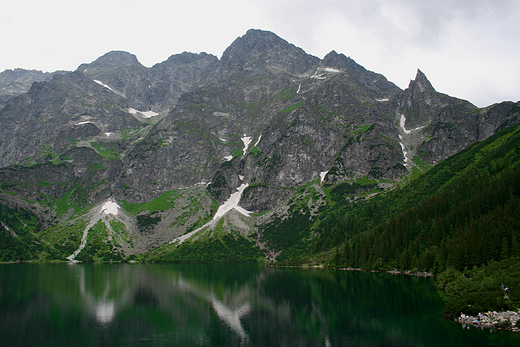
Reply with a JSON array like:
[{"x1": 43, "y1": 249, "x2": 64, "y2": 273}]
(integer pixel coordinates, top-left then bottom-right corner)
[{"x1": 1, "y1": 263, "x2": 519, "y2": 347}]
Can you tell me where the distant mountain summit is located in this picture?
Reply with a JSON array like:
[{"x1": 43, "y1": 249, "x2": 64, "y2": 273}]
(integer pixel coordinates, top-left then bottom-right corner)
[
  {"x1": 218, "y1": 29, "x2": 320, "y2": 75},
  {"x1": 79, "y1": 51, "x2": 143, "y2": 70},
  {"x1": 77, "y1": 50, "x2": 217, "y2": 112},
  {"x1": 0, "y1": 68, "x2": 66, "y2": 108}
]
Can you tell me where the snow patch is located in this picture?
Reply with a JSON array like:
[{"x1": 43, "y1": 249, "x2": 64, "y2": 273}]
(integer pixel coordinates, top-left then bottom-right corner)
[
  {"x1": 172, "y1": 183, "x2": 251, "y2": 245},
  {"x1": 399, "y1": 142, "x2": 410, "y2": 165},
  {"x1": 127, "y1": 107, "x2": 159, "y2": 118},
  {"x1": 320, "y1": 170, "x2": 329, "y2": 183},
  {"x1": 141, "y1": 110, "x2": 159, "y2": 118},
  {"x1": 376, "y1": 98, "x2": 389, "y2": 102},
  {"x1": 400, "y1": 114, "x2": 425, "y2": 134},
  {"x1": 93, "y1": 80, "x2": 115, "y2": 92},
  {"x1": 239, "y1": 175, "x2": 244, "y2": 180},
  {"x1": 214, "y1": 183, "x2": 251, "y2": 219},
  {"x1": 296, "y1": 84, "x2": 301, "y2": 94},
  {"x1": 76, "y1": 121, "x2": 93, "y2": 126},
  {"x1": 311, "y1": 68, "x2": 326, "y2": 80},
  {"x1": 101, "y1": 200, "x2": 120, "y2": 216},
  {"x1": 66, "y1": 198, "x2": 126, "y2": 262},
  {"x1": 241, "y1": 135, "x2": 251, "y2": 156},
  {"x1": 224, "y1": 155, "x2": 233, "y2": 161},
  {"x1": 253, "y1": 135, "x2": 262, "y2": 148},
  {"x1": 400, "y1": 114, "x2": 412, "y2": 134},
  {"x1": 322, "y1": 67, "x2": 340, "y2": 73},
  {"x1": 104, "y1": 132, "x2": 113, "y2": 137}
]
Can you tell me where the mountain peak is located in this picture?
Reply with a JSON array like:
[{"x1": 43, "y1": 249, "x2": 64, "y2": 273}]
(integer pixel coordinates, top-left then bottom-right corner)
[
  {"x1": 322, "y1": 50, "x2": 351, "y2": 68},
  {"x1": 78, "y1": 51, "x2": 143, "y2": 71},
  {"x1": 161, "y1": 51, "x2": 217, "y2": 66},
  {"x1": 409, "y1": 69, "x2": 435, "y2": 92},
  {"x1": 218, "y1": 29, "x2": 319, "y2": 75}
]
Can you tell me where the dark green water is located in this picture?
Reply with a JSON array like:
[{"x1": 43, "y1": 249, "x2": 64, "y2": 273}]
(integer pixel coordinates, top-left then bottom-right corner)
[{"x1": 1, "y1": 263, "x2": 518, "y2": 346}]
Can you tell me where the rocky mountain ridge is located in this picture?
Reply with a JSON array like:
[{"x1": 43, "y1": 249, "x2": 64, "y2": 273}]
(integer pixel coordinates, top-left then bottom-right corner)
[
  {"x1": 1, "y1": 29, "x2": 519, "y2": 261},
  {"x1": 0, "y1": 68, "x2": 67, "y2": 109}
]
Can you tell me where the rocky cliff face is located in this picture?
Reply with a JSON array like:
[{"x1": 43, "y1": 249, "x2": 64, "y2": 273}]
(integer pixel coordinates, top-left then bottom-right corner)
[
  {"x1": 0, "y1": 70, "x2": 143, "y2": 168},
  {"x1": 396, "y1": 69, "x2": 520, "y2": 164},
  {"x1": 1, "y1": 29, "x2": 519, "y2": 260}
]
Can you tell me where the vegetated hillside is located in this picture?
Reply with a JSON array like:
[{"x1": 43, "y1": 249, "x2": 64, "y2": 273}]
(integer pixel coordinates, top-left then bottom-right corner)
[
  {"x1": 0, "y1": 204, "x2": 41, "y2": 261},
  {"x1": 304, "y1": 121, "x2": 520, "y2": 272}
]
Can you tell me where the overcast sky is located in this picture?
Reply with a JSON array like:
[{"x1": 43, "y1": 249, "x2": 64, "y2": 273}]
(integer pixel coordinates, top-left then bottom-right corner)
[{"x1": 2, "y1": 0, "x2": 519, "y2": 107}]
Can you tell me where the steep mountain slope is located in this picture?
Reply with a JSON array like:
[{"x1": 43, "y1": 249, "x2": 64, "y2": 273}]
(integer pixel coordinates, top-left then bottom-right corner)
[
  {"x1": 0, "y1": 29, "x2": 519, "y2": 263},
  {"x1": 0, "y1": 70, "x2": 145, "y2": 168}
]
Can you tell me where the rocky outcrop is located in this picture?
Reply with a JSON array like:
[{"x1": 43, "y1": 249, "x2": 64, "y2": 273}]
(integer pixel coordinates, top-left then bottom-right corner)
[
  {"x1": 396, "y1": 69, "x2": 472, "y2": 129},
  {"x1": 457, "y1": 311, "x2": 520, "y2": 333},
  {"x1": 392, "y1": 70, "x2": 520, "y2": 165}
]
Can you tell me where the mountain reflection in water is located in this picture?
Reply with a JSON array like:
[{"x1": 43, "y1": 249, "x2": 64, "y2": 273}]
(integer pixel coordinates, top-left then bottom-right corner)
[{"x1": 1, "y1": 263, "x2": 519, "y2": 346}]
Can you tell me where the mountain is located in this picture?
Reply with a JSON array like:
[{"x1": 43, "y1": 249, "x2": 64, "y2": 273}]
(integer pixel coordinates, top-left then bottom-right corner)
[
  {"x1": 0, "y1": 68, "x2": 67, "y2": 108},
  {"x1": 0, "y1": 29, "x2": 519, "y2": 264},
  {"x1": 78, "y1": 50, "x2": 218, "y2": 112}
]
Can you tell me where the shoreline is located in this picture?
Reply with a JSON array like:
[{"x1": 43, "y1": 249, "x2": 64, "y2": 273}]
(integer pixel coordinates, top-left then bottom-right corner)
[
  {"x1": 457, "y1": 311, "x2": 520, "y2": 333},
  {"x1": 269, "y1": 264, "x2": 434, "y2": 277}
]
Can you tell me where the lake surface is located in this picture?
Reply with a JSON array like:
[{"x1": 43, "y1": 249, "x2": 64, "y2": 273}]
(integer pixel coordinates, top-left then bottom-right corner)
[{"x1": 1, "y1": 263, "x2": 519, "y2": 346}]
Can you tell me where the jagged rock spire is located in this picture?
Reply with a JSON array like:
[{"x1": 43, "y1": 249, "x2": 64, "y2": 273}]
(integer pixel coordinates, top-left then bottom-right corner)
[{"x1": 409, "y1": 69, "x2": 435, "y2": 93}]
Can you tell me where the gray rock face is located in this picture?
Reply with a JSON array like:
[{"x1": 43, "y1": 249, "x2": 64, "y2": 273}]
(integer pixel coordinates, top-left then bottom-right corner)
[
  {"x1": 217, "y1": 29, "x2": 321, "y2": 76},
  {"x1": 78, "y1": 50, "x2": 218, "y2": 112},
  {"x1": 1, "y1": 29, "x2": 519, "y2": 253},
  {"x1": 320, "y1": 51, "x2": 400, "y2": 100},
  {"x1": 0, "y1": 68, "x2": 67, "y2": 109},
  {"x1": 397, "y1": 69, "x2": 474, "y2": 129},
  {"x1": 396, "y1": 70, "x2": 520, "y2": 164},
  {"x1": 0, "y1": 71, "x2": 143, "y2": 168}
]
